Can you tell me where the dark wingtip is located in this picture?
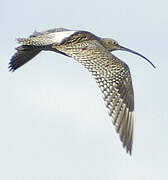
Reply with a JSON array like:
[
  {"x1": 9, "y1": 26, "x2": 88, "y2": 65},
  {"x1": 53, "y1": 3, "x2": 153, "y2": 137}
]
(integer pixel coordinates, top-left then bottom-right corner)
[
  {"x1": 126, "y1": 147, "x2": 132, "y2": 156},
  {"x1": 8, "y1": 48, "x2": 23, "y2": 72},
  {"x1": 8, "y1": 65, "x2": 14, "y2": 72},
  {"x1": 8, "y1": 62, "x2": 16, "y2": 72},
  {"x1": 8, "y1": 45, "x2": 41, "y2": 72},
  {"x1": 8, "y1": 54, "x2": 18, "y2": 72},
  {"x1": 123, "y1": 140, "x2": 132, "y2": 156}
]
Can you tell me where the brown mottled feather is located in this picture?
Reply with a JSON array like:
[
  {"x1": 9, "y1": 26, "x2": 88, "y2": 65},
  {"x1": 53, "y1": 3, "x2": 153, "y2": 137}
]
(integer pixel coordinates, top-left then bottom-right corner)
[{"x1": 53, "y1": 39, "x2": 134, "y2": 154}]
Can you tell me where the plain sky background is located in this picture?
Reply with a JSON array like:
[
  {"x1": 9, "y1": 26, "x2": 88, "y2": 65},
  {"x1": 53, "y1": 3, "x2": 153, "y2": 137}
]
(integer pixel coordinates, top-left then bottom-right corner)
[{"x1": 1, "y1": 0, "x2": 168, "y2": 179}]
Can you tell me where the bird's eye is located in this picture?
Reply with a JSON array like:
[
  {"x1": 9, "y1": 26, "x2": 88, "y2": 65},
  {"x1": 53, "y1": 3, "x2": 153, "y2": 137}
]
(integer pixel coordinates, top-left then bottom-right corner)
[{"x1": 113, "y1": 41, "x2": 118, "y2": 45}]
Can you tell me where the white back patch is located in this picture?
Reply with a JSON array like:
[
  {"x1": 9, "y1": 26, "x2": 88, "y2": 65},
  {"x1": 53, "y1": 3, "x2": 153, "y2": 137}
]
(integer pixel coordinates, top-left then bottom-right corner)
[{"x1": 51, "y1": 31, "x2": 77, "y2": 44}]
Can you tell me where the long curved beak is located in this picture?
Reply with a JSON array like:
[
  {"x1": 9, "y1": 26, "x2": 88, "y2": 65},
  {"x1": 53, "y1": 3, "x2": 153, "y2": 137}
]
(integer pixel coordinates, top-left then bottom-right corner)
[{"x1": 118, "y1": 45, "x2": 156, "y2": 69}]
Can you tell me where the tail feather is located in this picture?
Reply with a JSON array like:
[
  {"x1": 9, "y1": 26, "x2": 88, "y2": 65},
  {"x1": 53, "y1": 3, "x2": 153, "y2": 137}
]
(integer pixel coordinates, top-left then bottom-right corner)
[{"x1": 9, "y1": 45, "x2": 41, "y2": 71}]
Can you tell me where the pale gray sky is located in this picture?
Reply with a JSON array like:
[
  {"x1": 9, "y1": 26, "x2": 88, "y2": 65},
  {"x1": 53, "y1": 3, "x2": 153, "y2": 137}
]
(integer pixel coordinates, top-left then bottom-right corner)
[{"x1": 1, "y1": 0, "x2": 168, "y2": 179}]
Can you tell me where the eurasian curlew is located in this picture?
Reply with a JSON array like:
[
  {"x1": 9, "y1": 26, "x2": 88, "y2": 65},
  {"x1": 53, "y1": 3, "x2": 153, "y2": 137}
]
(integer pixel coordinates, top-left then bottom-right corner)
[{"x1": 9, "y1": 28, "x2": 155, "y2": 155}]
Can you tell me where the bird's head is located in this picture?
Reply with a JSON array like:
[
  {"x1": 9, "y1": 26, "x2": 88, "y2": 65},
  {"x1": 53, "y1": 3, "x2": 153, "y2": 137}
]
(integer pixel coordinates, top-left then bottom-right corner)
[
  {"x1": 101, "y1": 38, "x2": 156, "y2": 69},
  {"x1": 101, "y1": 38, "x2": 120, "y2": 51}
]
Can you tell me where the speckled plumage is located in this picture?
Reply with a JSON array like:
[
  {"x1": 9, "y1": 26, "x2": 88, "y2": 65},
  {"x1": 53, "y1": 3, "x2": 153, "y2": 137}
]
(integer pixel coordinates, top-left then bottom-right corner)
[{"x1": 9, "y1": 28, "x2": 155, "y2": 155}]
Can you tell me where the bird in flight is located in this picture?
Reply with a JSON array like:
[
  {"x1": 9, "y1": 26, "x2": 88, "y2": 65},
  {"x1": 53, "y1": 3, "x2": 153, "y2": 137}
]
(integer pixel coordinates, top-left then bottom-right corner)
[{"x1": 9, "y1": 28, "x2": 155, "y2": 155}]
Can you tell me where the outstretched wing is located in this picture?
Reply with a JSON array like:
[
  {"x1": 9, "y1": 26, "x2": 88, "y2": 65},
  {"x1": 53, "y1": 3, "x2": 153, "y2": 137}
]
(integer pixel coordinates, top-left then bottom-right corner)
[
  {"x1": 17, "y1": 28, "x2": 77, "y2": 46},
  {"x1": 9, "y1": 28, "x2": 75, "y2": 71},
  {"x1": 54, "y1": 39, "x2": 134, "y2": 154},
  {"x1": 9, "y1": 46, "x2": 41, "y2": 71}
]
